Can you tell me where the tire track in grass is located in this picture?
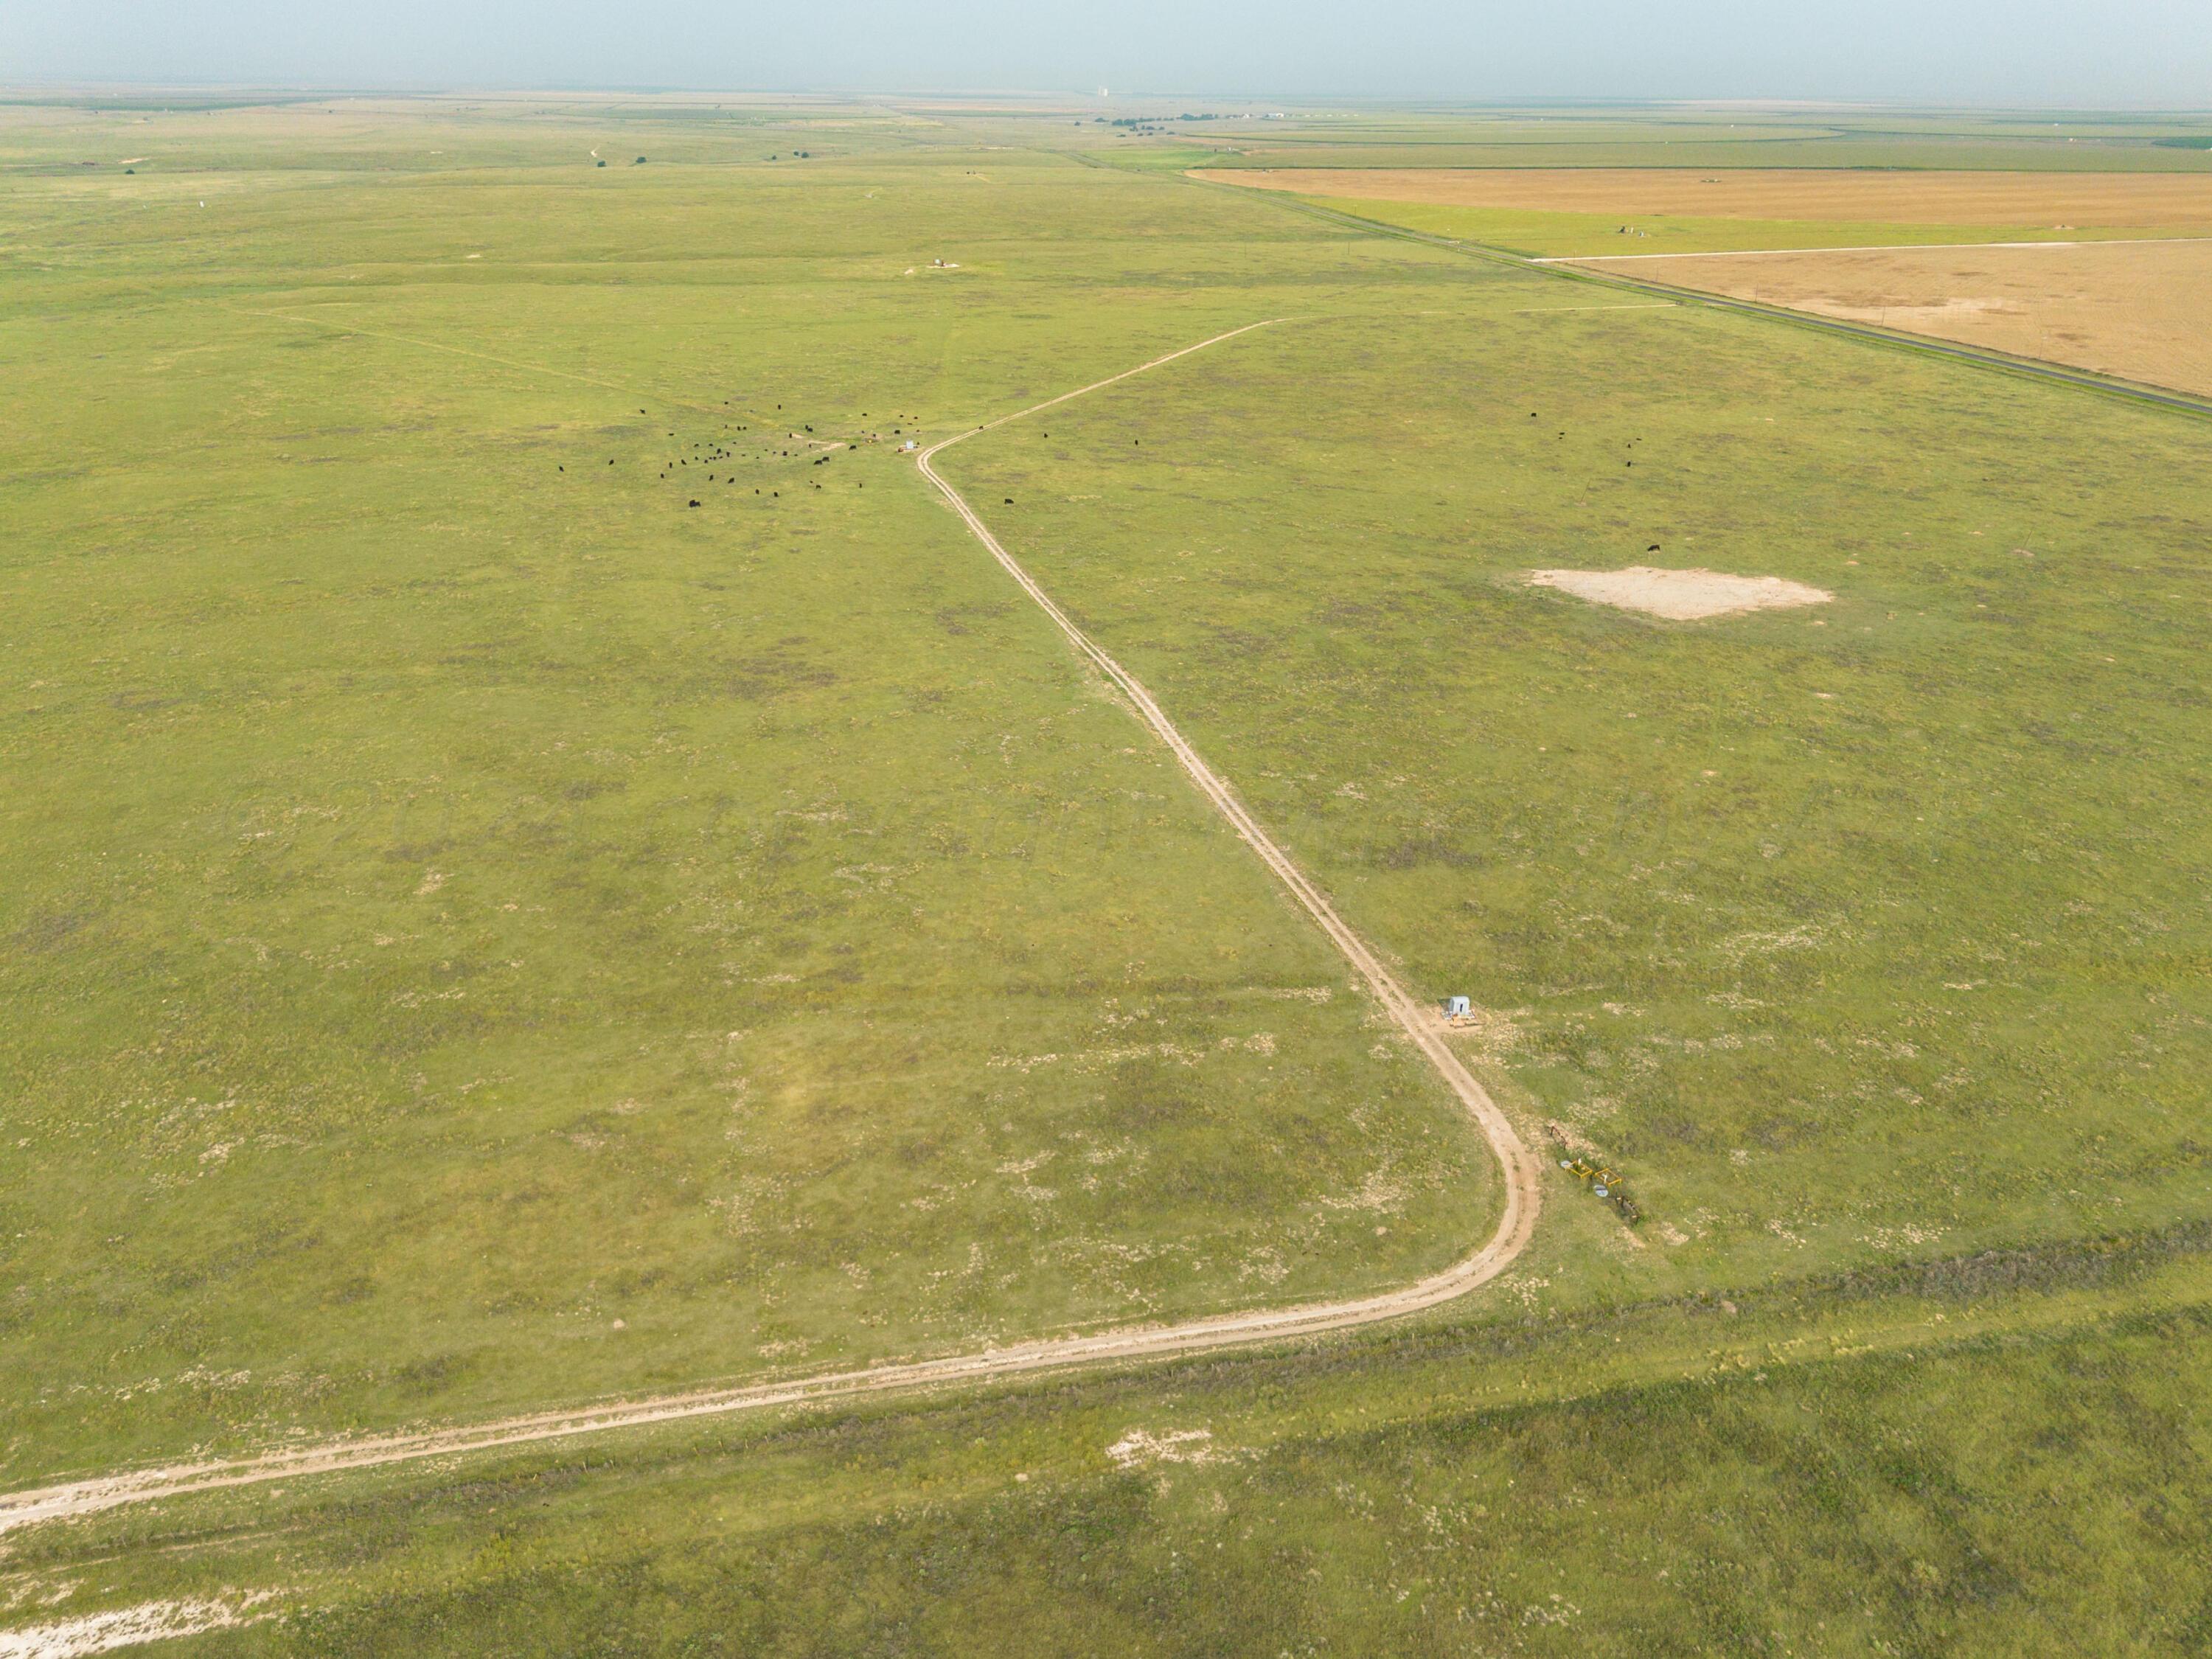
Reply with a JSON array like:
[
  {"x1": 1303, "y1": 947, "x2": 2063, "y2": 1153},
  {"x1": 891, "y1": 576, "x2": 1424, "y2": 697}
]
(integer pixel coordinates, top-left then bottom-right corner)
[{"x1": 0, "y1": 324, "x2": 1541, "y2": 1540}]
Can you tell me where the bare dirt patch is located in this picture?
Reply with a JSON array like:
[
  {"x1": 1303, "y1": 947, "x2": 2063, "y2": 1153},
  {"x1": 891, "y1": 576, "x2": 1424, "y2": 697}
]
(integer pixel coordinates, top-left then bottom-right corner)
[
  {"x1": 0, "y1": 1597, "x2": 271, "y2": 1658},
  {"x1": 1529, "y1": 567, "x2": 1832, "y2": 622},
  {"x1": 1192, "y1": 168, "x2": 2212, "y2": 232},
  {"x1": 1105, "y1": 1427, "x2": 1228, "y2": 1469},
  {"x1": 1576, "y1": 238, "x2": 2212, "y2": 397}
]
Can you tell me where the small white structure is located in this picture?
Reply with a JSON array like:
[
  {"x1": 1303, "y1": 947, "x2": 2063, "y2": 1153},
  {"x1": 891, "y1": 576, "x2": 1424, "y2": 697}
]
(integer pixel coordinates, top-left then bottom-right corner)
[{"x1": 1444, "y1": 995, "x2": 1472, "y2": 1020}]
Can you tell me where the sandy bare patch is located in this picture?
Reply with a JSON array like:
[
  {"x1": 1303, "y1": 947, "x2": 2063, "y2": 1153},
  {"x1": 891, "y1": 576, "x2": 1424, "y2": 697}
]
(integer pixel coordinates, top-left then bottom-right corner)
[
  {"x1": 0, "y1": 1597, "x2": 271, "y2": 1658},
  {"x1": 1106, "y1": 1427, "x2": 1227, "y2": 1469},
  {"x1": 1569, "y1": 238, "x2": 2212, "y2": 399},
  {"x1": 1530, "y1": 566, "x2": 1832, "y2": 622}
]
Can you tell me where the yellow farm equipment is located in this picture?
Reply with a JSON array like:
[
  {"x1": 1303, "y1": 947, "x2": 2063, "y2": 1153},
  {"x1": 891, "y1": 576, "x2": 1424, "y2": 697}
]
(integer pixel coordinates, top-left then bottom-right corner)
[{"x1": 1556, "y1": 1152, "x2": 1641, "y2": 1226}]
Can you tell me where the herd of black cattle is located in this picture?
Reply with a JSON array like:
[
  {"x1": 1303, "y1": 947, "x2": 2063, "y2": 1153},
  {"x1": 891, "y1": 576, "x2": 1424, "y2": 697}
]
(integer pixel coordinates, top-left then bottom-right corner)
[{"x1": 558, "y1": 406, "x2": 929, "y2": 508}]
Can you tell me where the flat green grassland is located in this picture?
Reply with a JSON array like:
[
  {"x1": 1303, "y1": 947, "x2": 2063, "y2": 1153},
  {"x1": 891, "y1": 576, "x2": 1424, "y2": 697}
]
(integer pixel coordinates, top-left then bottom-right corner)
[
  {"x1": 4, "y1": 100, "x2": 2212, "y2": 1652},
  {"x1": 0, "y1": 101, "x2": 1492, "y2": 1479}
]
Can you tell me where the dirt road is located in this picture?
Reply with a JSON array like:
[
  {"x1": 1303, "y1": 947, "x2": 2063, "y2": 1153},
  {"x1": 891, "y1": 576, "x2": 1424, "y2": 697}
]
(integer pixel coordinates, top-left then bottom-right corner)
[{"x1": 0, "y1": 323, "x2": 1541, "y2": 1539}]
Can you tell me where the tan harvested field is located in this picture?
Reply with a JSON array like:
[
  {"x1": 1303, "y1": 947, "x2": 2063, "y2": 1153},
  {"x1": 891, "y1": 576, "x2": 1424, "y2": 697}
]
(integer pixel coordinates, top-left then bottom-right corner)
[
  {"x1": 1191, "y1": 167, "x2": 2212, "y2": 229},
  {"x1": 1573, "y1": 237, "x2": 2212, "y2": 398}
]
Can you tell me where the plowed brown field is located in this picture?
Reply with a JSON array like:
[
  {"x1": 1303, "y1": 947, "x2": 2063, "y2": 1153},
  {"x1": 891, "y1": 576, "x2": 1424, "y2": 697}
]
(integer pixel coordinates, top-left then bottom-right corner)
[
  {"x1": 1573, "y1": 239, "x2": 2212, "y2": 397},
  {"x1": 1192, "y1": 167, "x2": 2212, "y2": 230}
]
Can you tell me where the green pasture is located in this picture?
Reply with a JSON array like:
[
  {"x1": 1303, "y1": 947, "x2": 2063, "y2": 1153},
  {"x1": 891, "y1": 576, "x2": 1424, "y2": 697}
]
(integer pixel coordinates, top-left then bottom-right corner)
[
  {"x1": 14, "y1": 1230, "x2": 2212, "y2": 1655},
  {"x1": 4, "y1": 94, "x2": 2211, "y2": 1652},
  {"x1": 1, "y1": 109, "x2": 1504, "y2": 1481}
]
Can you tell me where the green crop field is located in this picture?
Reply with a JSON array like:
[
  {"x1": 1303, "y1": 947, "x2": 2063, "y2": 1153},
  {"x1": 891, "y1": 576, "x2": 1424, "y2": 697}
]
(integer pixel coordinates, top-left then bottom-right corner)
[{"x1": 4, "y1": 95, "x2": 2210, "y2": 1655}]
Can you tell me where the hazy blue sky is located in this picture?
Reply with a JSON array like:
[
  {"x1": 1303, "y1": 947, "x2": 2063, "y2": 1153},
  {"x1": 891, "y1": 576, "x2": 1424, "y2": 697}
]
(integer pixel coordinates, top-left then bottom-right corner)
[{"x1": 7, "y1": 1, "x2": 2208, "y2": 104}]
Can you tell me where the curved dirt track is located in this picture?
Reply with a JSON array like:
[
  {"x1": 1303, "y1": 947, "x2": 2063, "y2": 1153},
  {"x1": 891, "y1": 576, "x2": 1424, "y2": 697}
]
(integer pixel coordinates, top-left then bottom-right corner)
[{"x1": 0, "y1": 323, "x2": 1541, "y2": 1540}]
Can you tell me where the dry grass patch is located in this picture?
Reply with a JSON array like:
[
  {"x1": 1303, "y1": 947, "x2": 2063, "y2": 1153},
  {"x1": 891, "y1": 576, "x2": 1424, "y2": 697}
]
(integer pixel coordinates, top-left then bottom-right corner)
[{"x1": 1528, "y1": 566, "x2": 1832, "y2": 622}]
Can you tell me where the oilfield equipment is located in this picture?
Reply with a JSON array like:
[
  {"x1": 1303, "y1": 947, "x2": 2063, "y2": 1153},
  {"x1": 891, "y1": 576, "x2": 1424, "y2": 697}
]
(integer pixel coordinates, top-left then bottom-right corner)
[{"x1": 1554, "y1": 1148, "x2": 1642, "y2": 1225}]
